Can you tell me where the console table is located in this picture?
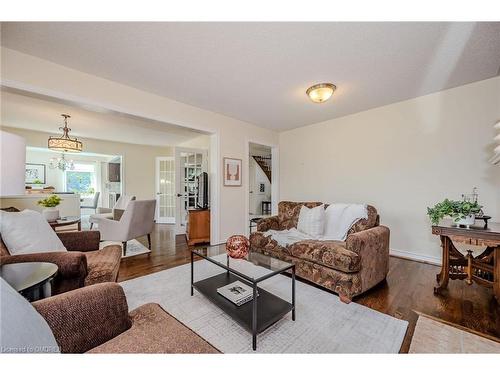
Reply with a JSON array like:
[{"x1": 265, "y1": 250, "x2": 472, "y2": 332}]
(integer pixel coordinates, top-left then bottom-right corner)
[{"x1": 432, "y1": 220, "x2": 500, "y2": 302}]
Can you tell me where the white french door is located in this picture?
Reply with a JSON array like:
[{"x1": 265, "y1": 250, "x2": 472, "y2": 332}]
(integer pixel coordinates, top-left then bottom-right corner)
[
  {"x1": 155, "y1": 157, "x2": 175, "y2": 224},
  {"x1": 174, "y1": 147, "x2": 208, "y2": 235}
]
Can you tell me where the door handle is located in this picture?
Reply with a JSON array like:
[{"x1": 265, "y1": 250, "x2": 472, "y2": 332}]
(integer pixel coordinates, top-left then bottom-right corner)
[{"x1": 177, "y1": 193, "x2": 183, "y2": 197}]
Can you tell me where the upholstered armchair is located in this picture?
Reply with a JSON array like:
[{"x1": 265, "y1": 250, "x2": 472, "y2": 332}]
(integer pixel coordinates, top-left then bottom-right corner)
[
  {"x1": 0, "y1": 230, "x2": 122, "y2": 295},
  {"x1": 1, "y1": 279, "x2": 218, "y2": 353},
  {"x1": 98, "y1": 199, "x2": 156, "y2": 256},
  {"x1": 89, "y1": 195, "x2": 136, "y2": 229},
  {"x1": 80, "y1": 192, "x2": 101, "y2": 213}
]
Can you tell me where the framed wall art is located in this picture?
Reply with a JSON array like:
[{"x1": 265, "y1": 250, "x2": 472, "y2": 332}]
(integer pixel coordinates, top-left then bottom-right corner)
[
  {"x1": 25, "y1": 163, "x2": 46, "y2": 184},
  {"x1": 223, "y1": 157, "x2": 242, "y2": 186}
]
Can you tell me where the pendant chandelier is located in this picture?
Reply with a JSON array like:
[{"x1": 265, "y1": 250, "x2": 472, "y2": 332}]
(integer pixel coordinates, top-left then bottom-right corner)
[
  {"x1": 49, "y1": 153, "x2": 75, "y2": 171},
  {"x1": 48, "y1": 114, "x2": 83, "y2": 153}
]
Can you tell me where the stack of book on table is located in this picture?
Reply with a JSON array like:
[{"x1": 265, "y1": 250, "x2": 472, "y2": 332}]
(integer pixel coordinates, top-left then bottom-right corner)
[{"x1": 217, "y1": 281, "x2": 257, "y2": 306}]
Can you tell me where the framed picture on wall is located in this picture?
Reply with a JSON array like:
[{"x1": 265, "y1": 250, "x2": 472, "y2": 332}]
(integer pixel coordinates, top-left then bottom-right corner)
[
  {"x1": 223, "y1": 157, "x2": 242, "y2": 186},
  {"x1": 25, "y1": 163, "x2": 46, "y2": 184}
]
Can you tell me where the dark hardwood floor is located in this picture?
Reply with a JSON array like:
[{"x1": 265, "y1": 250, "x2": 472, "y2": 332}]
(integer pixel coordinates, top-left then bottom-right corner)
[{"x1": 120, "y1": 223, "x2": 500, "y2": 352}]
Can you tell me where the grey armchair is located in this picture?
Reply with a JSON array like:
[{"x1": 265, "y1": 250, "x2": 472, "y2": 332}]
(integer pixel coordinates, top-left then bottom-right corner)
[
  {"x1": 98, "y1": 200, "x2": 156, "y2": 256},
  {"x1": 89, "y1": 195, "x2": 136, "y2": 229},
  {"x1": 80, "y1": 192, "x2": 100, "y2": 213}
]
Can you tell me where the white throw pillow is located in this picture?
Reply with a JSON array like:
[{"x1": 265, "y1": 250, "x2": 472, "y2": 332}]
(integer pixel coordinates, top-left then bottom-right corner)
[
  {"x1": 297, "y1": 204, "x2": 325, "y2": 238},
  {"x1": 0, "y1": 278, "x2": 60, "y2": 353},
  {"x1": 0, "y1": 209, "x2": 67, "y2": 255}
]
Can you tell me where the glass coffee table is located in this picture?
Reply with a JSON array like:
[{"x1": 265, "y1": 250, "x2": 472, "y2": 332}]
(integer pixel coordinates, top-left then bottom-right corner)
[{"x1": 191, "y1": 245, "x2": 295, "y2": 350}]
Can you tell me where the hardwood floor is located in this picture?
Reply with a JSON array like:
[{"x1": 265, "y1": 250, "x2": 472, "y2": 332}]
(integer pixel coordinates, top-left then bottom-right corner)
[{"x1": 119, "y1": 223, "x2": 500, "y2": 352}]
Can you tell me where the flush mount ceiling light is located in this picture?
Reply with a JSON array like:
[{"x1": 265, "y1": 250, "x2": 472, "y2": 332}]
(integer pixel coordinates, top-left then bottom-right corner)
[
  {"x1": 306, "y1": 83, "x2": 336, "y2": 103},
  {"x1": 48, "y1": 114, "x2": 83, "y2": 153}
]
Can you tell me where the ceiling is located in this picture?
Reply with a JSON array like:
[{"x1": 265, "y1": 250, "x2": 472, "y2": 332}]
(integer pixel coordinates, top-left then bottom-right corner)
[
  {"x1": 0, "y1": 89, "x2": 208, "y2": 147},
  {"x1": 2, "y1": 22, "x2": 500, "y2": 131}
]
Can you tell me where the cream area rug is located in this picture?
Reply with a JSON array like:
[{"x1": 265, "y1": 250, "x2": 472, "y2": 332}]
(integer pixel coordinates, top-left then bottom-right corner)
[
  {"x1": 100, "y1": 239, "x2": 151, "y2": 258},
  {"x1": 409, "y1": 314, "x2": 500, "y2": 353},
  {"x1": 120, "y1": 255, "x2": 408, "y2": 353}
]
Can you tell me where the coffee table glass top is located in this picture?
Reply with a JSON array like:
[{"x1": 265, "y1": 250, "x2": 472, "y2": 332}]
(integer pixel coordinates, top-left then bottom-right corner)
[{"x1": 192, "y1": 244, "x2": 293, "y2": 282}]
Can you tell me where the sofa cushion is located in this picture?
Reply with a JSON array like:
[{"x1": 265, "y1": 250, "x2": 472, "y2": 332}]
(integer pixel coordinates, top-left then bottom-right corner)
[
  {"x1": 278, "y1": 201, "x2": 323, "y2": 230},
  {"x1": 289, "y1": 240, "x2": 361, "y2": 273},
  {"x1": 84, "y1": 245, "x2": 122, "y2": 285},
  {"x1": 88, "y1": 303, "x2": 219, "y2": 353}
]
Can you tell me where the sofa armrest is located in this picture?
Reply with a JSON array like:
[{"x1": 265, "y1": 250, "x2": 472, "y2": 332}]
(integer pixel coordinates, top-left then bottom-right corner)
[
  {"x1": 257, "y1": 215, "x2": 280, "y2": 232},
  {"x1": 346, "y1": 225, "x2": 390, "y2": 293},
  {"x1": 32, "y1": 283, "x2": 132, "y2": 353},
  {"x1": 0, "y1": 251, "x2": 87, "y2": 279},
  {"x1": 346, "y1": 225, "x2": 390, "y2": 255},
  {"x1": 96, "y1": 207, "x2": 112, "y2": 214},
  {"x1": 57, "y1": 231, "x2": 101, "y2": 252}
]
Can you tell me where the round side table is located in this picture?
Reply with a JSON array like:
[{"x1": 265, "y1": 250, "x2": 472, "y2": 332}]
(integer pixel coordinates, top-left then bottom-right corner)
[
  {"x1": 48, "y1": 216, "x2": 81, "y2": 231},
  {"x1": 0, "y1": 262, "x2": 58, "y2": 302}
]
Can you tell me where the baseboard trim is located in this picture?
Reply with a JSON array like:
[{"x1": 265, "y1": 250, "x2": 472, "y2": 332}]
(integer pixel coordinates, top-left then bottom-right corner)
[{"x1": 390, "y1": 248, "x2": 441, "y2": 266}]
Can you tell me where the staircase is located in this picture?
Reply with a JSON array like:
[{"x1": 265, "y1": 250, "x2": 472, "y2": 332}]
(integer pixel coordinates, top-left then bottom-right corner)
[{"x1": 253, "y1": 155, "x2": 272, "y2": 182}]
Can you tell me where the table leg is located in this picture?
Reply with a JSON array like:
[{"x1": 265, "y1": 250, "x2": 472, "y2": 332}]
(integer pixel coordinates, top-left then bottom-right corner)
[
  {"x1": 190, "y1": 251, "x2": 194, "y2": 296},
  {"x1": 434, "y1": 235, "x2": 450, "y2": 294},
  {"x1": 252, "y1": 283, "x2": 258, "y2": 351},
  {"x1": 466, "y1": 250, "x2": 473, "y2": 285},
  {"x1": 292, "y1": 265, "x2": 296, "y2": 321},
  {"x1": 78, "y1": 221, "x2": 81, "y2": 231}
]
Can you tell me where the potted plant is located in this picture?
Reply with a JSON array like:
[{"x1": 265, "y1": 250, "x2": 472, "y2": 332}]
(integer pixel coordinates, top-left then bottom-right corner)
[
  {"x1": 37, "y1": 194, "x2": 63, "y2": 222},
  {"x1": 427, "y1": 198, "x2": 482, "y2": 227},
  {"x1": 31, "y1": 178, "x2": 44, "y2": 189}
]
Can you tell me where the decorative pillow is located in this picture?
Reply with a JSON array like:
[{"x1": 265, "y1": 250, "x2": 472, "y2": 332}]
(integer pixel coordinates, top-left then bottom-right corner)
[
  {"x1": 0, "y1": 278, "x2": 60, "y2": 353},
  {"x1": 0, "y1": 209, "x2": 67, "y2": 255},
  {"x1": 297, "y1": 204, "x2": 325, "y2": 238}
]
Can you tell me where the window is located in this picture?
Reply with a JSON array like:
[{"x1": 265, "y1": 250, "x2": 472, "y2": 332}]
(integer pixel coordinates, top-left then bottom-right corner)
[{"x1": 65, "y1": 163, "x2": 96, "y2": 197}]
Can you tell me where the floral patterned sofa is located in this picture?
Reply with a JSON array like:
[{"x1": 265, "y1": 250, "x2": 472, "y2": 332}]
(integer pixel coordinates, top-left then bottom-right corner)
[{"x1": 249, "y1": 201, "x2": 390, "y2": 303}]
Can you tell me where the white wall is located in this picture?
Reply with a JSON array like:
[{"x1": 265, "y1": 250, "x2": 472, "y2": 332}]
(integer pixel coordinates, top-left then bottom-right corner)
[
  {"x1": 1, "y1": 48, "x2": 279, "y2": 243},
  {"x1": 280, "y1": 77, "x2": 500, "y2": 264}
]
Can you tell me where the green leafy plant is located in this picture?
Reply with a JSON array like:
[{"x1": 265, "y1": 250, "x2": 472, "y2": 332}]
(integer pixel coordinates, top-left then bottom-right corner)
[
  {"x1": 37, "y1": 195, "x2": 62, "y2": 208},
  {"x1": 427, "y1": 199, "x2": 482, "y2": 225},
  {"x1": 32, "y1": 179, "x2": 43, "y2": 185}
]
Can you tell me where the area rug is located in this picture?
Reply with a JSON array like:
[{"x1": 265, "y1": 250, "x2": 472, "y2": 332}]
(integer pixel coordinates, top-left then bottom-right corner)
[
  {"x1": 100, "y1": 239, "x2": 151, "y2": 258},
  {"x1": 120, "y1": 255, "x2": 408, "y2": 353},
  {"x1": 409, "y1": 313, "x2": 500, "y2": 353}
]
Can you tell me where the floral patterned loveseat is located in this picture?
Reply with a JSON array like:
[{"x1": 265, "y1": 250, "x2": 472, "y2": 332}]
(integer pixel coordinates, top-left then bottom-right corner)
[{"x1": 249, "y1": 201, "x2": 390, "y2": 303}]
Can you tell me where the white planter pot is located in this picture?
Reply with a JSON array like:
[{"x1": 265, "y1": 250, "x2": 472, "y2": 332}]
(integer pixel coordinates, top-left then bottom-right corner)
[
  {"x1": 454, "y1": 214, "x2": 475, "y2": 227},
  {"x1": 42, "y1": 208, "x2": 60, "y2": 222}
]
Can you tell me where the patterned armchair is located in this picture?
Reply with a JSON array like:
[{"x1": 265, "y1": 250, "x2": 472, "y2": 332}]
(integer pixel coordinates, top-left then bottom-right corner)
[{"x1": 250, "y1": 201, "x2": 390, "y2": 303}]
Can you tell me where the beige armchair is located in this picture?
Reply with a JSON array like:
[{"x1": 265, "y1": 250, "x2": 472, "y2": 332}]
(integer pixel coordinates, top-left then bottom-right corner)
[
  {"x1": 89, "y1": 195, "x2": 136, "y2": 229},
  {"x1": 98, "y1": 200, "x2": 156, "y2": 256}
]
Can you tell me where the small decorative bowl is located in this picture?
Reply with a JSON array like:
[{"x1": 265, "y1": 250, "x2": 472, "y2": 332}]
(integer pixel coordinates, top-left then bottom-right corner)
[{"x1": 226, "y1": 235, "x2": 250, "y2": 259}]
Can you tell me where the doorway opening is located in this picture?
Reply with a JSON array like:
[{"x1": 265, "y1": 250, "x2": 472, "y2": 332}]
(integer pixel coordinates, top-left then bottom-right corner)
[{"x1": 248, "y1": 142, "x2": 273, "y2": 234}]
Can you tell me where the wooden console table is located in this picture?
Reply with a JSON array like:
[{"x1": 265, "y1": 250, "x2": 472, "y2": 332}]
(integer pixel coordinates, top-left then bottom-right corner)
[{"x1": 432, "y1": 220, "x2": 500, "y2": 302}]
